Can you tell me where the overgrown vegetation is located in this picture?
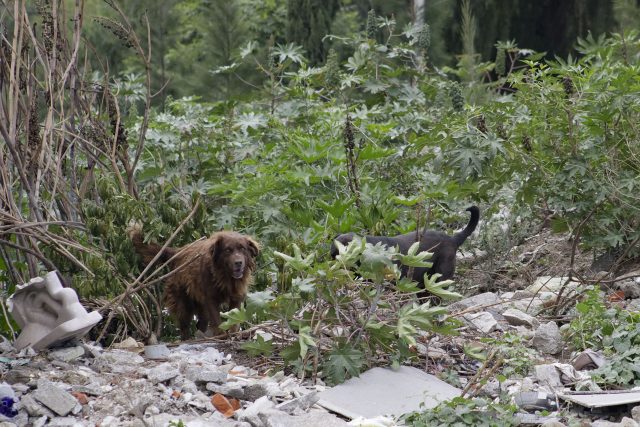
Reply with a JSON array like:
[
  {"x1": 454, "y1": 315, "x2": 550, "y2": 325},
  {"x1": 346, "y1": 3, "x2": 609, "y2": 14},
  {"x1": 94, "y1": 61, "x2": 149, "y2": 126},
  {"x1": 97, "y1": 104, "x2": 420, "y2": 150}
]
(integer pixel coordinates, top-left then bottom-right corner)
[
  {"x1": 222, "y1": 238, "x2": 462, "y2": 385},
  {"x1": 402, "y1": 396, "x2": 519, "y2": 427},
  {"x1": 568, "y1": 288, "x2": 640, "y2": 388},
  {"x1": 1, "y1": 1, "x2": 640, "y2": 387}
]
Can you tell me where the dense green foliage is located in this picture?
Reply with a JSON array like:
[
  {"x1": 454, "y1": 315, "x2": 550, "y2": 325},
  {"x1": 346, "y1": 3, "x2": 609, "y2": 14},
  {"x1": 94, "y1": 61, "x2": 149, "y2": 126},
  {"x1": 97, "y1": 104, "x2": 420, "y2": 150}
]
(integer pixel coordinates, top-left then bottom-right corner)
[
  {"x1": 568, "y1": 289, "x2": 640, "y2": 388},
  {"x1": 80, "y1": 0, "x2": 636, "y2": 105},
  {"x1": 2, "y1": 1, "x2": 640, "y2": 385}
]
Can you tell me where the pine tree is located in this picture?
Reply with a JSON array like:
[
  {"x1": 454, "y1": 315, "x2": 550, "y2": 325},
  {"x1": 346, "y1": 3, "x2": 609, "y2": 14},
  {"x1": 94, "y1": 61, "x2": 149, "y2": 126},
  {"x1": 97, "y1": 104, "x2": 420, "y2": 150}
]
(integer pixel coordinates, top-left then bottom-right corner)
[{"x1": 287, "y1": 0, "x2": 339, "y2": 65}]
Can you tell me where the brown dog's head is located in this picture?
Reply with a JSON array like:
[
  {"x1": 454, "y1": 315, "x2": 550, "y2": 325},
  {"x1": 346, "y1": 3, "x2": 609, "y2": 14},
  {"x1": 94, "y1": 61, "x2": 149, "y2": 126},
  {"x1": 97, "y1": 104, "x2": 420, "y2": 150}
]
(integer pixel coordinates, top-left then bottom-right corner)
[{"x1": 211, "y1": 232, "x2": 260, "y2": 279}]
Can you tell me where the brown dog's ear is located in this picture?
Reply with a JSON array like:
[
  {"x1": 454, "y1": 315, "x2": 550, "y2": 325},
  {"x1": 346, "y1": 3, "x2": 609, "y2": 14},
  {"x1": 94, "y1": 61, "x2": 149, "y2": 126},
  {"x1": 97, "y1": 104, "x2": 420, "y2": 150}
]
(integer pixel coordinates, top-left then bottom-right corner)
[
  {"x1": 245, "y1": 237, "x2": 260, "y2": 258},
  {"x1": 209, "y1": 233, "x2": 224, "y2": 261}
]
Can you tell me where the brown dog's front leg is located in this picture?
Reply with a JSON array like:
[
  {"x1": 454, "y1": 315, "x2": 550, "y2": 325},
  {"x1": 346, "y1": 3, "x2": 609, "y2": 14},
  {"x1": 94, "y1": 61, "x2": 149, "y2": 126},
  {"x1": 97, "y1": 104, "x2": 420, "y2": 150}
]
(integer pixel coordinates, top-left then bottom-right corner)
[{"x1": 202, "y1": 302, "x2": 223, "y2": 337}]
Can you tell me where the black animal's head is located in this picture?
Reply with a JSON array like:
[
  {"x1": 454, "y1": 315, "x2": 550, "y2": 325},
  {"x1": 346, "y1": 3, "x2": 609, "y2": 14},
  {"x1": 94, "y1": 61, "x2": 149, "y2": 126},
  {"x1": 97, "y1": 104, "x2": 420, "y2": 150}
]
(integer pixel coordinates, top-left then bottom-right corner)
[{"x1": 330, "y1": 233, "x2": 356, "y2": 258}]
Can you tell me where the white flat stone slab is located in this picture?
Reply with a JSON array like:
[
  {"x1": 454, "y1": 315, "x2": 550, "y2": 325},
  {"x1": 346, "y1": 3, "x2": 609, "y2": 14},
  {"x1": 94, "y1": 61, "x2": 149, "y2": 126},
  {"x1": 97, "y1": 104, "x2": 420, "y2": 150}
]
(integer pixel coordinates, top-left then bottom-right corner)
[
  {"x1": 559, "y1": 391, "x2": 640, "y2": 408},
  {"x1": 317, "y1": 366, "x2": 461, "y2": 419}
]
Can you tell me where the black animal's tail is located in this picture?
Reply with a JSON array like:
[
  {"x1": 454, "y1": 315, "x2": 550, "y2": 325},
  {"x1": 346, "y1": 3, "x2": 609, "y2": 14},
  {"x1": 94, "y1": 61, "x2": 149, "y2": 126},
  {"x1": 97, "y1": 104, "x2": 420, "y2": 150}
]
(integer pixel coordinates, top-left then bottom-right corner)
[{"x1": 452, "y1": 206, "x2": 480, "y2": 247}]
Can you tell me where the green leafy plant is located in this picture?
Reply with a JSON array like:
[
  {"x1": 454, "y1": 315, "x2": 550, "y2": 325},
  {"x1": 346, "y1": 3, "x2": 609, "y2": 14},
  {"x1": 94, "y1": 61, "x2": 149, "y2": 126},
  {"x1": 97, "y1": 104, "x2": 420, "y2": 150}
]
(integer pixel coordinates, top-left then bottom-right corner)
[
  {"x1": 222, "y1": 239, "x2": 461, "y2": 385},
  {"x1": 402, "y1": 396, "x2": 519, "y2": 427},
  {"x1": 481, "y1": 332, "x2": 538, "y2": 379},
  {"x1": 566, "y1": 288, "x2": 616, "y2": 351}
]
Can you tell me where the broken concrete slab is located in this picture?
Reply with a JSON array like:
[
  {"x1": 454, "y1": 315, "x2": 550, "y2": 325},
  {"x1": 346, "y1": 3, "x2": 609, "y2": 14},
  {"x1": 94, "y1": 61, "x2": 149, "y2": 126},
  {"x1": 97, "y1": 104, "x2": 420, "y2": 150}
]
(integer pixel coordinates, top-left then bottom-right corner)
[
  {"x1": 7, "y1": 271, "x2": 102, "y2": 351},
  {"x1": 463, "y1": 311, "x2": 499, "y2": 333},
  {"x1": 559, "y1": 390, "x2": 640, "y2": 409},
  {"x1": 185, "y1": 366, "x2": 227, "y2": 384},
  {"x1": 317, "y1": 366, "x2": 461, "y2": 419},
  {"x1": 146, "y1": 363, "x2": 179, "y2": 384},
  {"x1": 502, "y1": 308, "x2": 540, "y2": 329},
  {"x1": 449, "y1": 292, "x2": 500, "y2": 313},
  {"x1": 527, "y1": 276, "x2": 580, "y2": 294},
  {"x1": 32, "y1": 380, "x2": 78, "y2": 416},
  {"x1": 259, "y1": 410, "x2": 349, "y2": 427},
  {"x1": 48, "y1": 346, "x2": 85, "y2": 363},
  {"x1": 276, "y1": 392, "x2": 320, "y2": 415}
]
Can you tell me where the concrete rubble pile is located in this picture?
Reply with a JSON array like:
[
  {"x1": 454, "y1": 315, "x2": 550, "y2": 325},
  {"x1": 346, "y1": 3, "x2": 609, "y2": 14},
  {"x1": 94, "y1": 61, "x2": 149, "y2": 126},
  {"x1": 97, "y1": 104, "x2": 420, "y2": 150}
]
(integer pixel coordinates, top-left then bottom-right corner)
[{"x1": 0, "y1": 339, "x2": 348, "y2": 427}]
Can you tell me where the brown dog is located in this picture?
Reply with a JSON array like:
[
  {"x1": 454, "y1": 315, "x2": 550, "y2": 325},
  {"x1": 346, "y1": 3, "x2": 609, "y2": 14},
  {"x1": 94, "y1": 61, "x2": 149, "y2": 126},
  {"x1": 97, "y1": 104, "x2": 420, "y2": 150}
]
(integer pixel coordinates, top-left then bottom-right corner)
[
  {"x1": 131, "y1": 229, "x2": 260, "y2": 340},
  {"x1": 331, "y1": 206, "x2": 479, "y2": 286}
]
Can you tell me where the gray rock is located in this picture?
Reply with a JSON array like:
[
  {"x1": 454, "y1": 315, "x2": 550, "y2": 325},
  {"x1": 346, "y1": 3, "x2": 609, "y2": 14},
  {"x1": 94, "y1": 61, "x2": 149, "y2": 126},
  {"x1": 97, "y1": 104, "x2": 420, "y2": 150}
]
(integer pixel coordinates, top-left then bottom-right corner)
[
  {"x1": 633, "y1": 404, "x2": 640, "y2": 422},
  {"x1": 533, "y1": 321, "x2": 563, "y2": 355},
  {"x1": 237, "y1": 395, "x2": 276, "y2": 426},
  {"x1": 19, "y1": 393, "x2": 56, "y2": 417},
  {"x1": 592, "y1": 418, "x2": 639, "y2": 427},
  {"x1": 276, "y1": 392, "x2": 319, "y2": 415},
  {"x1": 185, "y1": 366, "x2": 227, "y2": 384},
  {"x1": 49, "y1": 346, "x2": 86, "y2": 363},
  {"x1": 540, "y1": 420, "x2": 567, "y2": 427},
  {"x1": 502, "y1": 308, "x2": 540, "y2": 329},
  {"x1": 615, "y1": 278, "x2": 640, "y2": 299},
  {"x1": 31, "y1": 416, "x2": 48, "y2": 427},
  {"x1": 449, "y1": 292, "x2": 500, "y2": 313},
  {"x1": 146, "y1": 363, "x2": 179, "y2": 384},
  {"x1": 463, "y1": 311, "x2": 499, "y2": 334},
  {"x1": 243, "y1": 383, "x2": 270, "y2": 401},
  {"x1": 3, "y1": 368, "x2": 34, "y2": 385},
  {"x1": 71, "y1": 384, "x2": 103, "y2": 396},
  {"x1": 32, "y1": 380, "x2": 78, "y2": 416},
  {"x1": 47, "y1": 417, "x2": 85, "y2": 426},
  {"x1": 260, "y1": 410, "x2": 349, "y2": 427},
  {"x1": 534, "y1": 364, "x2": 563, "y2": 388},
  {"x1": 96, "y1": 350, "x2": 144, "y2": 373},
  {"x1": 207, "y1": 382, "x2": 245, "y2": 399}
]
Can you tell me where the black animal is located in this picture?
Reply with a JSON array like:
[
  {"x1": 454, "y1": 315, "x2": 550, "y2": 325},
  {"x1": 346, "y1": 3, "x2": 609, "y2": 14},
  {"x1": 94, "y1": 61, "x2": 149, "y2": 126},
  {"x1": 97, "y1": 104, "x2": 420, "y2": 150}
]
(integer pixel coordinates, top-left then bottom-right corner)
[{"x1": 331, "y1": 206, "x2": 479, "y2": 285}]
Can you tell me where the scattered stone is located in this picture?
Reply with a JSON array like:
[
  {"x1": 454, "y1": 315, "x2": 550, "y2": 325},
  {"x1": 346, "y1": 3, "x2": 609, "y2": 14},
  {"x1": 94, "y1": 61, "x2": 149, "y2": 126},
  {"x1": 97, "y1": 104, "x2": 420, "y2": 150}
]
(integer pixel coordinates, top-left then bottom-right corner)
[
  {"x1": 591, "y1": 418, "x2": 639, "y2": 427},
  {"x1": 527, "y1": 276, "x2": 580, "y2": 294},
  {"x1": 276, "y1": 392, "x2": 320, "y2": 415},
  {"x1": 615, "y1": 277, "x2": 640, "y2": 300},
  {"x1": 32, "y1": 380, "x2": 78, "y2": 416},
  {"x1": 95, "y1": 350, "x2": 144, "y2": 374},
  {"x1": 237, "y1": 395, "x2": 276, "y2": 426},
  {"x1": 185, "y1": 366, "x2": 227, "y2": 384},
  {"x1": 48, "y1": 346, "x2": 85, "y2": 363},
  {"x1": 632, "y1": 404, "x2": 640, "y2": 422},
  {"x1": 502, "y1": 308, "x2": 540, "y2": 329},
  {"x1": 47, "y1": 416, "x2": 84, "y2": 426},
  {"x1": 113, "y1": 337, "x2": 142, "y2": 351},
  {"x1": 143, "y1": 344, "x2": 170, "y2": 360},
  {"x1": 534, "y1": 364, "x2": 563, "y2": 388},
  {"x1": 18, "y1": 394, "x2": 55, "y2": 417},
  {"x1": 533, "y1": 322, "x2": 563, "y2": 355},
  {"x1": 207, "y1": 382, "x2": 245, "y2": 399},
  {"x1": 31, "y1": 416, "x2": 48, "y2": 427},
  {"x1": 71, "y1": 384, "x2": 103, "y2": 396},
  {"x1": 3, "y1": 368, "x2": 34, "y2": 385},
  {"x1": 539, "y1": 419, "x2": 567, "y2": 427},
  {"x1": 513, "y1": 391, "x2": 557, "y2": 411},
  {"x1": 449, "y1": 292, "x2": 500, "y2": 313},
  {"x1": 464, "y1": 312, "x2": 499, "y2": 333},
  {"x1": 146, "y1": 363, "x2": 180, "y2": 384},
  {"x1": 242, "y1": 383, "x2": 270, "y2": 401},
  {"x1": 260, "y1": 410, "x2": 349, "y2": 427}
]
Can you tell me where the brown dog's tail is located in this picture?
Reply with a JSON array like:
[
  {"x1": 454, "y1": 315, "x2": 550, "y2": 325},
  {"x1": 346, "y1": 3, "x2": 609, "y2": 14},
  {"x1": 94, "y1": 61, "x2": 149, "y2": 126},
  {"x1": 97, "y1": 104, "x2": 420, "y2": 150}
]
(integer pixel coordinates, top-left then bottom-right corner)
[
  {"x1": 129, "y1": 226, "x2": 177, "y2": 265},
  {"x1": 453, "y1": 206, "x2": 480, "y2": 247}
]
